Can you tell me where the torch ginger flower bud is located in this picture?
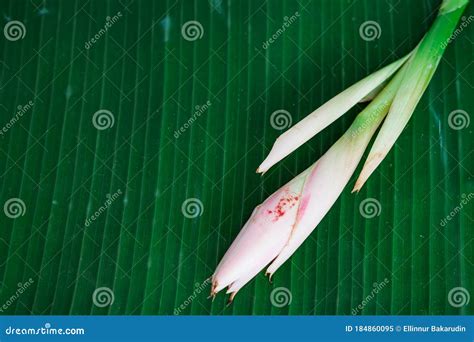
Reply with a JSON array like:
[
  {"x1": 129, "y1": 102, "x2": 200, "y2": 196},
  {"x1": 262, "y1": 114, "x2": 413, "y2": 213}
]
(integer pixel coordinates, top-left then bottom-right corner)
[
  {"x1": 212, "y1": 0, "x2": 469, "y2": 302},
  {"x1": 211, "y1": 61, "x2": 409, "y2": 301}
]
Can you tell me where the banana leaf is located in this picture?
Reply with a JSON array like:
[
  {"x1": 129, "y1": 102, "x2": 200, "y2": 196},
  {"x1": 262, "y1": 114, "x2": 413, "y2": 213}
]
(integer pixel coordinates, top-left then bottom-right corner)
[{"x1": 0, "y1": 0, "x2": 472, "y2": 315}]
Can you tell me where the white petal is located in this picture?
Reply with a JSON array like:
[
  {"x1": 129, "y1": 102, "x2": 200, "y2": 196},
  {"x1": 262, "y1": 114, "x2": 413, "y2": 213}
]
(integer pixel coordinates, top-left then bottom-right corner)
[
  {"x1": 257, "y1": 54, "x2": 410, "y2": 173},
  {"x1": 266, "y1": 134, "x2": 371, "y2": 276},
  {"x1": 267, "y1": 63, "x2": 408, "y2": 276},
  {"x1": 212, "y1": 169, "x2": 309, "y2": 294}
]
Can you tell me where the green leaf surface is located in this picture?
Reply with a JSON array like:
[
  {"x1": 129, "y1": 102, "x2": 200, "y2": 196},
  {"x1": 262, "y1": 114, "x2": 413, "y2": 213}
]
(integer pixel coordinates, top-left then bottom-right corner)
[{"x1": 0, "y1": 0, "x2": 472, "y2": 315}]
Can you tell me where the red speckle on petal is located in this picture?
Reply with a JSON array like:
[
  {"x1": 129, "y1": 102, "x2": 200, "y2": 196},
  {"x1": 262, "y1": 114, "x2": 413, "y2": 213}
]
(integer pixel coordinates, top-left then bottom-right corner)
[{"x1": 270, "y1": 192, "x2": 301, "y2": 222}]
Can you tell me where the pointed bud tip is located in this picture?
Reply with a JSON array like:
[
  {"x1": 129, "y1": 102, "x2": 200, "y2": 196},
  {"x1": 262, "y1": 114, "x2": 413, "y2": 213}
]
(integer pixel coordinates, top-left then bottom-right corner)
[
  {"x1": 226, "y1": 293, "x2": 236, "y2": 306},
  {"x1": 256, "y1": 165, "x2": 267, "y2": 174},
  {"x1": 265, "y1": 271, "x2": 273, "y2": 283},
  {"x1": 353, "y1": 151, "x2": 387, "y2": 194},
  {"x1": 257, "y1": 156, "x2": 274, "y2": 175},
  {"x1": 352, "y1": 175, "x2": 368, "y2": 193},
  {"x1": 209, "y1": 279, "x2": 218, "y2": 299},
  {"x1": 351, "y1": 185, "x2": 361, "y2": 194}
]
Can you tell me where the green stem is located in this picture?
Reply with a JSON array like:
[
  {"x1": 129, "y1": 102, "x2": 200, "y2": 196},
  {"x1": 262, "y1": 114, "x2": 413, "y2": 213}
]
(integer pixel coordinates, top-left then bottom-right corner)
[
  {"x1": 346, "y1": 62, "x2": 408, "y2": 139},
  {"x1": 353, "y1": 0, "x2": 469, "y2": 191},
  {"x1": 440, "y1": 0, "x2": 469, "y2": 14}
]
